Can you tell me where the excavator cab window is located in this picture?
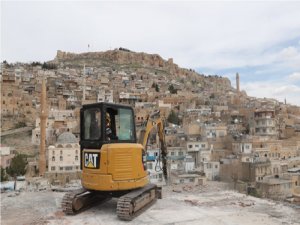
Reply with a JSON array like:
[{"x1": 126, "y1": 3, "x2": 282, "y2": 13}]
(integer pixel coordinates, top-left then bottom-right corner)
[
  {"x1": 83, "y1": 108, "x2": 101, "y2": 140},
  {"x1": 80, "y1": 103, "x2": 137, "y2": 150},
  {"x1": 105, "y1": 107, "x2": 135, "y2": 142}
]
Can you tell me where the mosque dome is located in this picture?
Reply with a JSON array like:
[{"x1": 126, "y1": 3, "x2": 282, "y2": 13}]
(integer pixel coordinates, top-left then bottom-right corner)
[{"x1": 57, "y1": 132, "x2": 78, "y2": 144}]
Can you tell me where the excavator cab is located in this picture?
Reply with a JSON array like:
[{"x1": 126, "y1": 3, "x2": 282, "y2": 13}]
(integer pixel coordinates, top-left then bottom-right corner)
[
  {"x1": 63, "y1": 102, "x2": 163, "y2": 220},
  {"x1": 80, "y1": 103, "x2": 137, "y2": 150},
  {"x1": 79, "y1": 102, "x2": 148, "y2": 191}
]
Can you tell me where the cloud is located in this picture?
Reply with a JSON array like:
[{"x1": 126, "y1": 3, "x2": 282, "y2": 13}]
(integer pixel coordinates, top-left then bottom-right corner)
[
  {"x1": 272, "y1": 85, "x2": 300, "y2": 95},
  {"x1": 2, "y1": 1, "x2": 300, "y2": 107},
  {"x1": 2, "y1": 1, "x2": 300, "y2": 66},
  {"x1": 241, "y1": 80, "x2": 300, "y2": 106},
  {"x1": 279, "y1": 47, "x2": 299, "y2": 59},
  {"x1": 288, "y1": 72, "x2": 300, "y2": 81}
]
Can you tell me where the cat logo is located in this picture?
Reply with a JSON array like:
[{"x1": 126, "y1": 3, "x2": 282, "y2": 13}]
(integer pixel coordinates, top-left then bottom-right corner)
[{"x1": 84, "y1": 152, "x2": 100, "y2": 169}]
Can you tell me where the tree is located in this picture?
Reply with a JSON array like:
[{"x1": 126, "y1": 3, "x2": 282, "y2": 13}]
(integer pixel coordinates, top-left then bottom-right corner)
[
  {"x1": 42, "y1": 62, "x2": 57, "y2": 70},
  {"x1": 14, "y1": 121, "x2": 27, "y2": 129},
  {"x1": 167, "y1": 110, "x2": 181, "y2": 125},
  {"x1": 6, "y1": 154, "x2": 28, "y2": 177},
  {"x1": 168, "y1": 84, "x2": 177, "y2": 94},
  {"x1": 31, "y1": 61, "x2": 42, "y2": 66},
  {"x1": 0, "y1": 167, "x2": 8, "y2": 182},
  {"x1": 155, "y1": 84, "x2": 159, "y2": 92}
]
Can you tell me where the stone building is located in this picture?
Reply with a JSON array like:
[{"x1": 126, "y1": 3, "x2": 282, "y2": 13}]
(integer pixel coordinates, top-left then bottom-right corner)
[
  {"x1": 254, "y1": 109, "x2": 277, "y2": 138},
  {"x1": 47, "y1": 132, "x2": 80, "y2": 173},
  {"x1": 0, "y1": 146, "x2": 15, "y2": 169}
]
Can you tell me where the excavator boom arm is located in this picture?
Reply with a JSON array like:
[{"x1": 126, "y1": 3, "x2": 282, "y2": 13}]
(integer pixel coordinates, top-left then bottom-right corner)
[{"x1": 138, "y1": 111, "x2": 168, "y2": 183}]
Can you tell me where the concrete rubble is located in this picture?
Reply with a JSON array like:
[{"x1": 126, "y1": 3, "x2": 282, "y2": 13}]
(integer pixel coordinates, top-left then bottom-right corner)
[{"x1": 1, "y1": 181, "x2": 300, "y2": 225}]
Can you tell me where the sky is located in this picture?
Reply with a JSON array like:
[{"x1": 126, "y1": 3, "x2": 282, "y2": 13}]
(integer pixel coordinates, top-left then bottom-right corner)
[{"x1": 1, "y1": 1, "x2": 300, "y2": 106}]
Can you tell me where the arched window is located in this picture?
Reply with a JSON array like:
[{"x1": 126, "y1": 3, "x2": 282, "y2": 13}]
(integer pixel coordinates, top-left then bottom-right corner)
[
  {"x1": 52, "y1": 156, "x2": 55, "y2": 161},
  {"x1": 75, "y1": 156, "x2": 78, "y2": 161},
  {"x1": 66, "y1": 144, "x2": 72, "y2": 148}
]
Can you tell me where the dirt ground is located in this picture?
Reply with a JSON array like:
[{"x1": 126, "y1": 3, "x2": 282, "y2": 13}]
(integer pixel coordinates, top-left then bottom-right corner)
[{"x1": 1, "y1": 181, "x2": 300, "y2": 225}]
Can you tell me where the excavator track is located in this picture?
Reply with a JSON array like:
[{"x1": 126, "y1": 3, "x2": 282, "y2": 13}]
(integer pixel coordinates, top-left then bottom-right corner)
[
  {"x1": 116, "y1": 184, "x2": 161, "y2": 221},
  {"x1": 62, "y1": 188, "x2": 111, "y2": 215}
]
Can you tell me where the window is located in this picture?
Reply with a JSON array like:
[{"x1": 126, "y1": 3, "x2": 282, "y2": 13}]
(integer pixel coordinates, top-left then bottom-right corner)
[
  {"x1": 60, "y1": 156, "x2": 63, "y2": 161},
  {"x1": 75, "y1": 156, "x2": 78, "y2": 161},
  {"x1": 147, "y1": 162, "x2": 153, "y2": 170},
  {"x1": 59, "y1": 167, "x2": 63, "y2": 171},
  {"x1": 52, "y1": 156, "x2": 55, "y2": 161},
  {"x1": 201, "y1": 144, "x2": 206, "y2": 148},
  {"x1": 189, "y1": 178, "x2": 194, "y2": 182},
  {"x1": 188, "y1": 145, "x2": 193, "y2": 148},
  {"x1": 215, "y1": 165, "x2": 218, "y2": 169},
  {"x1": 65, "y1": 166, "x2": 73, "y2": 171},
  {"x1": 112, "y1": 108, "x2": 135, "y2": 141},
  {"x1": 51, "y1": 166, "x2": 55, "y2": 171},
  {"x1": 83, "y1": 108, "x2": 101, "y2": 140},
  {"x1": 178, "y1": 151, "x2": 184, "y2": 156},
  {"x1": 171, "y1": 152, "x2": 175, "y2": 156}
]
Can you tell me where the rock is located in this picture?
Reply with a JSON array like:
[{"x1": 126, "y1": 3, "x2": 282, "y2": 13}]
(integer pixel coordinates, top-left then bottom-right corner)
[{"x1": 184, "y1": 199, "x2": 199, "y2": 206}]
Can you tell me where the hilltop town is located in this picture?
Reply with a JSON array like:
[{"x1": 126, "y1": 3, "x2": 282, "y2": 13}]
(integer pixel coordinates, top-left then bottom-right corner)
[{"x1": 1, "y1": 48, "x2": 300, "y2": 204}]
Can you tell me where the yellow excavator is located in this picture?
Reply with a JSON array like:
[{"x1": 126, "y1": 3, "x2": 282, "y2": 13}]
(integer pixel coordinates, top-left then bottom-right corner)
[{"x1": 62, "y1": 102, "x2": 167, "y2": 220}]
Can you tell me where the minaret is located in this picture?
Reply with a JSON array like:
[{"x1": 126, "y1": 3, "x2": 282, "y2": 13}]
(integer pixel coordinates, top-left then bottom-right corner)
[
  {"x1": 236, "y1": 72, "x2": 240, "y2": 93},
  {"x1": 39, "y1": 78, "x2": 47, "y2": 176}
]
